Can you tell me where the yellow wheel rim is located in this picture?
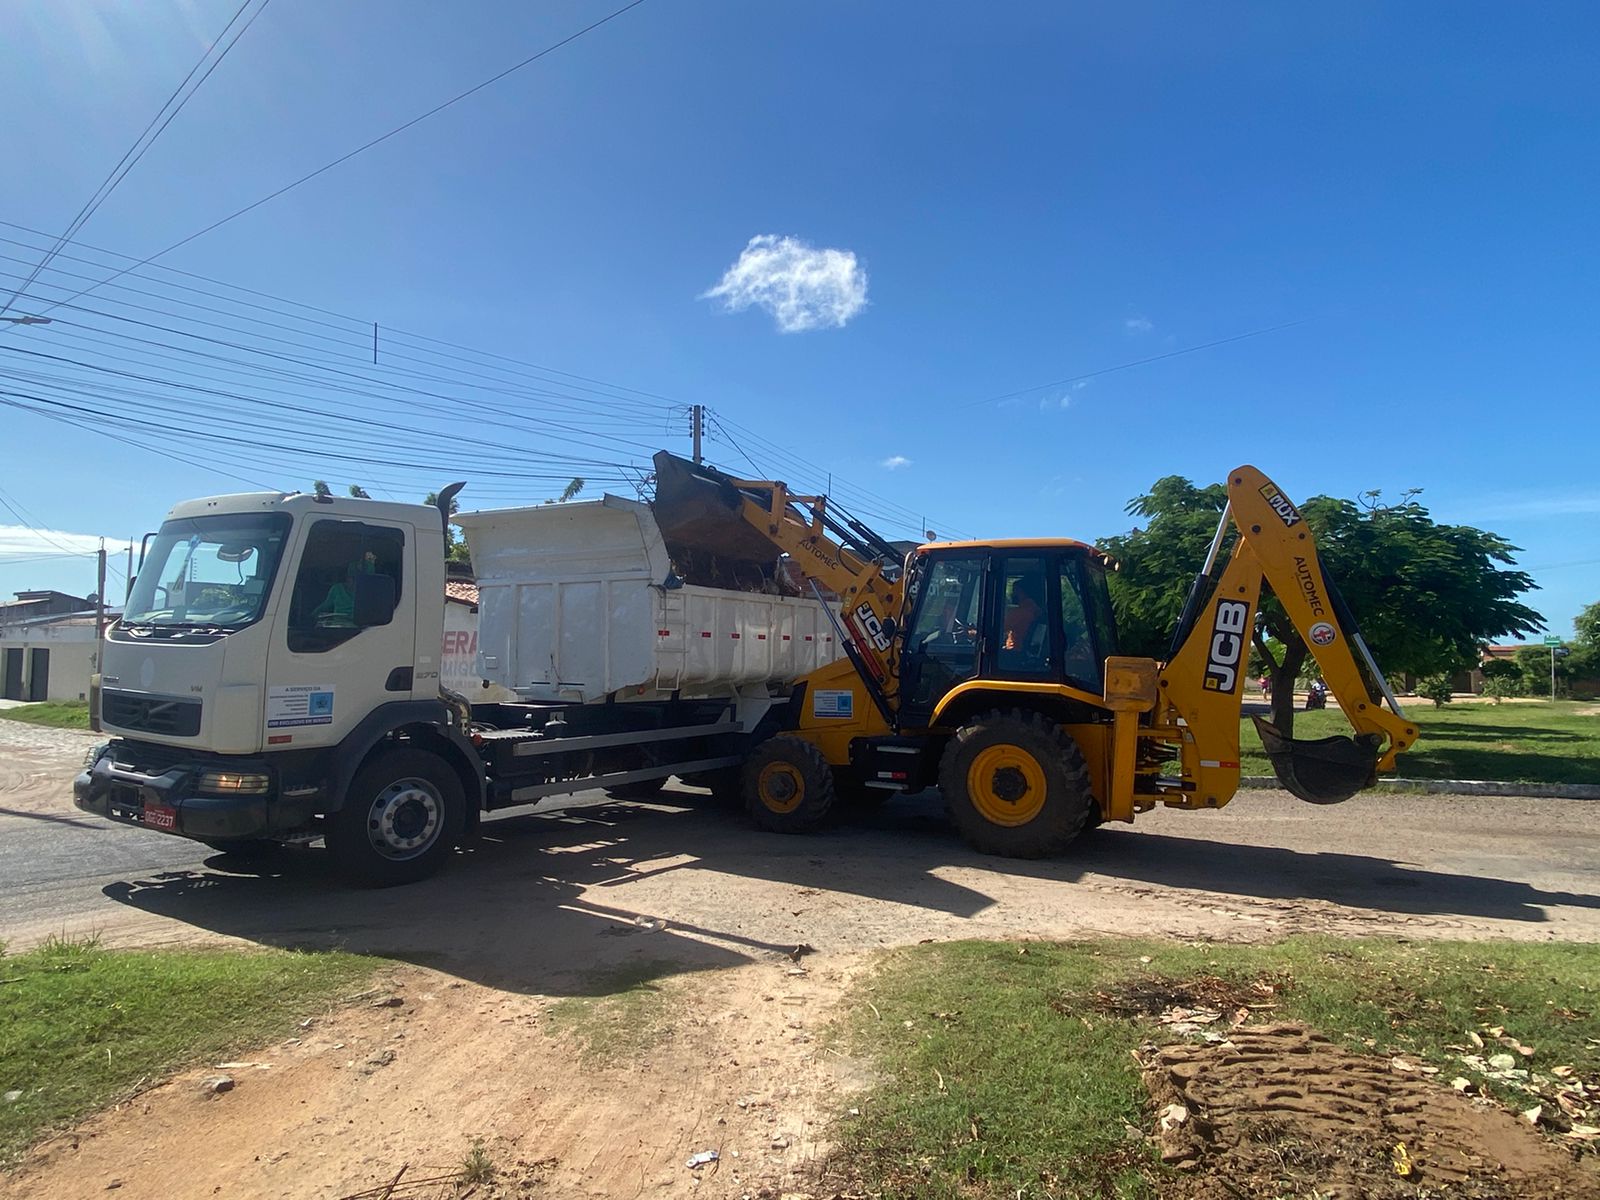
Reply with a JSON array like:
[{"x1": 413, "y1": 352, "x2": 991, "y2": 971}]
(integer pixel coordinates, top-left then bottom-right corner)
[
  {"x1": 757, "y1": 761, "x2": 805, "y2": 814},
  {"x1": 966, "y1": 743, "x2": 1047, "y2": 827}
]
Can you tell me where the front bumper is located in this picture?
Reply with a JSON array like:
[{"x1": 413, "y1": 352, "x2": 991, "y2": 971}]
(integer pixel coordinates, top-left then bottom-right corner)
[{"x1": 74, "y1": 743, "x2": 318, "y2": 842}]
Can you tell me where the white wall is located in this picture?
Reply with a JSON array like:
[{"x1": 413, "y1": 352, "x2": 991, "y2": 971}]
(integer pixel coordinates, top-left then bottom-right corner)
[{"x1": 0, "y1": 623, "x2": 98, "y2": 702}]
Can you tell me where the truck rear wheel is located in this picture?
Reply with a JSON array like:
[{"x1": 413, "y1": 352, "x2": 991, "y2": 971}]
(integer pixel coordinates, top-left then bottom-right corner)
[
  {"x1": 938, "y1": 709, "x2": 1094, "y2": 858},
  {"x1": 326, "y1": 748, "x2": 464, "y2": 886},
  {"x1": 742, "y1": 736, "x2": 835, "y2": 833}
]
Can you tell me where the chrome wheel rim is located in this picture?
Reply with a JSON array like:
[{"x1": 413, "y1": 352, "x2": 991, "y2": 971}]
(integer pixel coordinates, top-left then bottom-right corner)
[{"x1": 365, "y1": 777, "x2": 442, "y2": 861}]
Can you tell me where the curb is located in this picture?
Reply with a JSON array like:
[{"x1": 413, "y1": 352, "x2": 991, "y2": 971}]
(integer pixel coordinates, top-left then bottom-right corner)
[{"x1": 1241, "y1": 776, "x2": 1600, "y2": 801}]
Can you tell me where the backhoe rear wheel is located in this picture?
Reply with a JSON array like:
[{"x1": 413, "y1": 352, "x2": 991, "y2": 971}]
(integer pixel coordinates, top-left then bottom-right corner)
[
  {"x1": 742, "y1": 736, "x2": 836, "y2": 833},
  {"x1": 939, "y1": 709, "x2": 1094, "y2": 858}
]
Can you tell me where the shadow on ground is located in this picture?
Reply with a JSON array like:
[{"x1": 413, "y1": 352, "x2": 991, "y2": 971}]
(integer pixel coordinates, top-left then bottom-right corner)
[{"x1": 100, "y1": 785, "x2": 1599, "y2": 997}]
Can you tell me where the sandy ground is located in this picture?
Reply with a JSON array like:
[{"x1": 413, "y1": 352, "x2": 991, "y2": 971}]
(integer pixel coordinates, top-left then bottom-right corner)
[{"x1": 2, "y1": 719, "x2": 1598, "y2": 1198}]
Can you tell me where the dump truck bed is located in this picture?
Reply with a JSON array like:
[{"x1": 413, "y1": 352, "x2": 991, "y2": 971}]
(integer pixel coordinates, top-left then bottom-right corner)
[{"x1": 456, "y1": 495, "x2": 842, "y2": 704}]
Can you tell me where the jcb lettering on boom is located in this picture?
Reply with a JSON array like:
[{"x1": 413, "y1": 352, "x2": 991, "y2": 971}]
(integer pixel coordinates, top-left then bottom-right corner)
[
  {"x1": 852, "y1": 602, "x2": 892, "y2": 653},
  {"x1": 1203, "y1": 600, "x2": 1250, "y2": 693}
]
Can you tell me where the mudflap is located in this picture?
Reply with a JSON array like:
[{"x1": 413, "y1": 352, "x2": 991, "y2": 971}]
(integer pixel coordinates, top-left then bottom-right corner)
[{"x1": 1251, "y1": 715, "x2": 1382, "y2": 805}]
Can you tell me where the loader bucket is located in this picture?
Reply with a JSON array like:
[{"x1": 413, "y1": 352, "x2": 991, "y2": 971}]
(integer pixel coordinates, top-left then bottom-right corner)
[
  {"x1": 651, "y1": 451, "x2": 781, "y2": 565},
  {"x1": 1250, "y1": 715, "x2": 1382, "y2": 805}
]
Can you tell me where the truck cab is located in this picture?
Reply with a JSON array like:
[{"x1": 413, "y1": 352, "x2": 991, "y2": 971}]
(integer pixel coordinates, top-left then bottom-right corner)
[{"x1": 75, "y1": 491, "x2": 479, "y2": 883}]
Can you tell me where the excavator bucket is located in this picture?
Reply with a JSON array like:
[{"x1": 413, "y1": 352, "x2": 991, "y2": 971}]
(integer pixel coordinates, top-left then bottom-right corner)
[
  {"x1": 1250, "y1": 715, "x2": 1383, "y2": 805},
  {"x1": 651, "y1": 451, "x2": 783, "y2": 565}
]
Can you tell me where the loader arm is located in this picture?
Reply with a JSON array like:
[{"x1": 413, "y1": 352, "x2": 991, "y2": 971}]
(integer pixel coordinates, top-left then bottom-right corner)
[
  {"x1": 1157, "y1": 466, "x2": 1419, "y2": 806},
  {"x1": 651, "y1": 451, "x2": 906, "y2": 709}
]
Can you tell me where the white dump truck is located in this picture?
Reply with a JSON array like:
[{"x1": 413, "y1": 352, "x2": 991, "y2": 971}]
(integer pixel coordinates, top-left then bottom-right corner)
[{"x1": 75, "y1": 487, "x2": 841, "y2": 884}]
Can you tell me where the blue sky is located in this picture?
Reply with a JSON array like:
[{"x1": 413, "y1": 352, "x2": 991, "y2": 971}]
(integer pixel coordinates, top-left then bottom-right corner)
[{"x1": 1, "y1": 1, "x2": 1595, "y2": 639}]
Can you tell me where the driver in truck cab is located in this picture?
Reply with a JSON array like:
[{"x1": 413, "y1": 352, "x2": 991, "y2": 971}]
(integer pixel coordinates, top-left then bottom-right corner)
[{"x1": 310, "y1": 551, "x2": 377, "y2": 625}]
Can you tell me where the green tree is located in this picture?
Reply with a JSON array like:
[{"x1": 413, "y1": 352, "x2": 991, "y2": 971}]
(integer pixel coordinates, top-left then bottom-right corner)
[
  {"x1": 312, "y1": 480, "x2": 331, "y2": 499},
  {"x1": 542, "y1": 477, "x2": 586, "y2": 505},
  {"x1": 1416, "y1": 675, "x2": 1455, "y2": 708},
  {"x1": 1099, "y1": 478, "x2": 1543, "y2": 731},
  {"x1": 348, "y1": 485, "x2": 371, "y2": 499}
]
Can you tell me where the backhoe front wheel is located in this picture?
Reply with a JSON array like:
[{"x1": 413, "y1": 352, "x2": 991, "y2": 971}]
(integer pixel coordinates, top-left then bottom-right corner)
[
  {"x1": 939, "y1": 709, "x2": 1095, "y2": 858},
  {"x1": 742, "y1": 736, "x2": 836, "y2": 833},
  {"x1": 326, "y1": 748, "x2": 464, "y2": 887}
]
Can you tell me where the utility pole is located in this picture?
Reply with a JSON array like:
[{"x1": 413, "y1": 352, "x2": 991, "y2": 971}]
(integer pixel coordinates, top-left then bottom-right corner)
[
  {"x1": 95, "y1": 541, "x2": 107, "y2": 667},
  {"x1": 691, "y1": 405, "x2": 703, "y2": 464}
]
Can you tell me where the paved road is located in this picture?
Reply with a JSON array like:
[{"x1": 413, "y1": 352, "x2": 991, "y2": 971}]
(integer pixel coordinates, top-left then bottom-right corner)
[{"x1": 3, "y1": 719, "x2": 1598, "y2": 981}]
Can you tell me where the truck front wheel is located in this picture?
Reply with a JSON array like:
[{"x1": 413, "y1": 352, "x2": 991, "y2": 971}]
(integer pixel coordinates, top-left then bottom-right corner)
[{"x1": 326, "y1": 748, "x2": 464, "y2": 886}]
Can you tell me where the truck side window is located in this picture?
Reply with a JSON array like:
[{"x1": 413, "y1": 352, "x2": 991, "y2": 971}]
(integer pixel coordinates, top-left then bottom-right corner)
[{"x1": 288, "y1": 521, "x2": 404, "y2": 653}]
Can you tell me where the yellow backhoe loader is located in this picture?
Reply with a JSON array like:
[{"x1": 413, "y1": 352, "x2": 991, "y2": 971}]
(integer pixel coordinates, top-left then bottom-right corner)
[{"x1": 652, "y1": 453, "x2": 1419, "y2": 858}]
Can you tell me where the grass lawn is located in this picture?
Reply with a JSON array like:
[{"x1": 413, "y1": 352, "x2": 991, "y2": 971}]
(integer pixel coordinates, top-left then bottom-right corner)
[
  {"x1": 0, "y1": 937, "x2": 375, "y2": 1161},
  {"x1": 1242, "y1": 698, "x2": 1600, "y2": 784},
  {"x1": 0, "y1": 701, "x2": 91, "y2": 730},
  {"x1": 834, "y1": 937, "x2": 1600, "y2": 1199}
]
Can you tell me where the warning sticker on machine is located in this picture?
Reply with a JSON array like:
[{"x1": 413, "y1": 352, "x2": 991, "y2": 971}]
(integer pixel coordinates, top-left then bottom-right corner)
[
  {"x1": 266, "y1": 684, "x2": 335, "y2": 728},
  {"x1": 812, "y1": 689, "x2": 854, "y2": 719}
]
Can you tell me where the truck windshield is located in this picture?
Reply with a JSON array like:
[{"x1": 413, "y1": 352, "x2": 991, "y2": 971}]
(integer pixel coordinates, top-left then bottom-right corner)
[{"x1": 124, "y1": 513, "x2": 292, "y2": 628}]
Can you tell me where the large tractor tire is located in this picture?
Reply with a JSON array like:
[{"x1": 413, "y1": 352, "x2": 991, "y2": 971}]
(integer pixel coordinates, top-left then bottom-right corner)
[
  {"x1": 938, "y1": 709, "x2": 1095, "y2": 858},
  {"x1": 742, "y1": 736, "x2": 836, "y2": 833},
  {"x1": 326, "y1": 748, "x2": 465, "y2": 887}
]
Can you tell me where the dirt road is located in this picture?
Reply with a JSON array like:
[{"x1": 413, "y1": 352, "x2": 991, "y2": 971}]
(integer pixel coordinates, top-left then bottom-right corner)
[{"x1": 2, "y1": 720, "x2": 1597, "y2": 1197}]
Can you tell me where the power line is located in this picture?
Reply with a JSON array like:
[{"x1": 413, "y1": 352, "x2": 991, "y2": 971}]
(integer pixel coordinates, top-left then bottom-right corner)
[
  {"x1": 0, "y1": 0, "x2": 271, "y2": 316},
  {"x1": 954, "y1": 318, "x2": 1314, "y2": 408},
  {"x1": 14, "y1": 0, "x2": 651, "y2": 321}
]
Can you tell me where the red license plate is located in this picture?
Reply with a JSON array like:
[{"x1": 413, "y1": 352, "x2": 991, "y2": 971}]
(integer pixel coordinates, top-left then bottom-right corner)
[{"x1": 143, "y1": 802, "x2": 178, "y2": 831}]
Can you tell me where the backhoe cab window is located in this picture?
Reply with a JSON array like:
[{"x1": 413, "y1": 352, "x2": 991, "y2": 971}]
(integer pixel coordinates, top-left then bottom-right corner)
[
  {"x1": 288, "y1": 520, "x2": 404, "y2": 653},
  {"x1": 905, "y1": 557, "x2": 983, "y2": 705},
  {"x1": 124, "y1": 514, "x2": 290, "y2": 629},
  {"x1": 1059, "y1": 557, "x2": 1101, "y2": 686},
  {"x1": 995, "y1": 557, "x2": 1051, "y2": 676}
]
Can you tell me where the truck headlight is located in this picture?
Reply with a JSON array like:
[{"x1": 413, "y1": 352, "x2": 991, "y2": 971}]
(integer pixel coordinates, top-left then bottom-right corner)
[
  {"x1": 196, "y1": 771, "x2": 270, "y2": 796},
  {"x1": 83, "y1": 742, "x2": 110, "y2": 770}
]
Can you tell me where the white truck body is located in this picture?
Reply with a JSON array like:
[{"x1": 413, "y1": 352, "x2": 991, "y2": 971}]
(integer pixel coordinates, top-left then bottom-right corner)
[{"x1": 458, "y1": 495, "x2": 841, "y2": 705}]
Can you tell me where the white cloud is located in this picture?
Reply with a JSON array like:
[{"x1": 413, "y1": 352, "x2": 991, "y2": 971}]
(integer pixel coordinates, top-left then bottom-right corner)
[
  {"x1": 701, "y1": 235, "x2": 868, "y2": 333},
  {"x1": 0, "y1": 524, "x2": 106, "y2": 562},
  {"x1": 1039, "y1": 394, "x2": 1072, "y2": 412},
  {"x1": 1124, "y1": 315, "x2": 1153, "y2": 334},
  {"x1": 881, "y1": 455, "x2": 911, "y2": 470}
]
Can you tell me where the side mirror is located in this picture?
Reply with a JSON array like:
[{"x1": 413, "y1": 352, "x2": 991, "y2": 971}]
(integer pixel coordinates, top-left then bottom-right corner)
[{"x1": 352, "y1": 572, "x2": 397, "y2": 628}]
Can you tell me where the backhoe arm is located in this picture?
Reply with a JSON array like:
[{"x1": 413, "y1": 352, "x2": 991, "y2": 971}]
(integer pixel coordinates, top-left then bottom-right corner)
[
  {"x1": 1158, "y1": 466, "x2": 1418, "y2": 806},
  {"x1": 651, "y1": 451, "x2": 906, "y2": 702}
]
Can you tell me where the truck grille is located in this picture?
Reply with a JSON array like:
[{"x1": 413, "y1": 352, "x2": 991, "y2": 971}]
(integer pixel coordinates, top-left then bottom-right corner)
[{"x1": 102, "y1": 691, "x2": 202, "y2": 737}]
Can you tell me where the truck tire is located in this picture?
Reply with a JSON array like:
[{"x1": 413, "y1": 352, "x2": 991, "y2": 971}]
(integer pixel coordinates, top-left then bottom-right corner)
[
  {"x1": 604, "y1": 776, "x2": 668, "y2": 800},
  {"x1": 742, "y1": 736, "x2": 835, "y2": 833},
  {"x1": 326, "y1": 748, "x2": 465, "y2": 886},
  {"x1": 938, "y1": 709, "x2": 1094, "y2": 858}
]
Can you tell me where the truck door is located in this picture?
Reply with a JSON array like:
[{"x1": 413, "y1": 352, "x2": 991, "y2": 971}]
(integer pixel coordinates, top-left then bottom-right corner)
[{"x1": 264, "y1": 517, "x2": 416, "y2": 750}]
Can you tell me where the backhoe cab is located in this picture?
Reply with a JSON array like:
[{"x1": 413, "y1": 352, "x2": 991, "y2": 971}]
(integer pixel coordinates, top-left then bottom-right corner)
[{"x1": 651, "y1": 453, "x2": 1418, "y2": 859}]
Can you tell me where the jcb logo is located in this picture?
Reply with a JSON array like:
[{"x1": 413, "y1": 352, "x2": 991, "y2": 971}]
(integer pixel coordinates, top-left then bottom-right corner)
[
  {"x1": 1203, "y1": 600, "x2": 1250, "y2": 693},
  {"x1": 853, "y1": 602, "x2": 891, "y2": 653},
  {"x1": 1259, "y1": 483, "x2": 1302, "y2": 528}
]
